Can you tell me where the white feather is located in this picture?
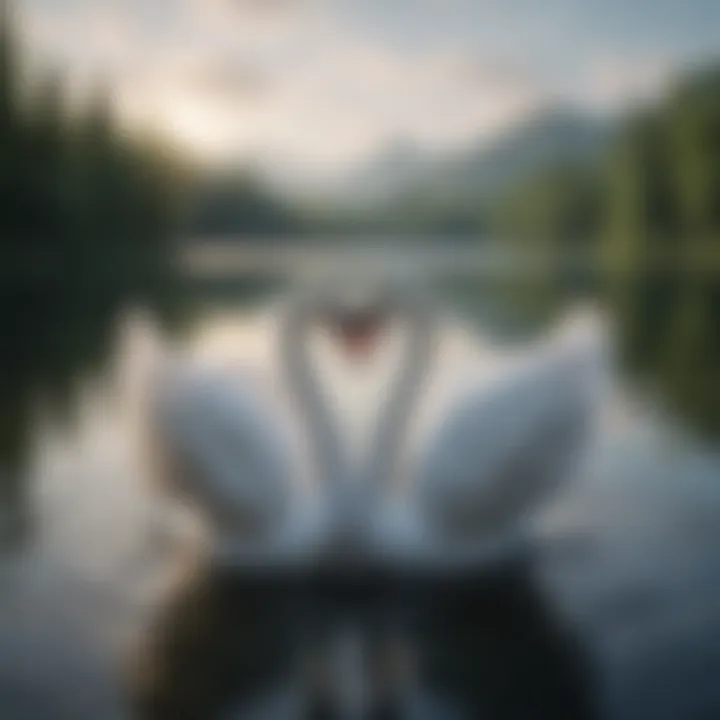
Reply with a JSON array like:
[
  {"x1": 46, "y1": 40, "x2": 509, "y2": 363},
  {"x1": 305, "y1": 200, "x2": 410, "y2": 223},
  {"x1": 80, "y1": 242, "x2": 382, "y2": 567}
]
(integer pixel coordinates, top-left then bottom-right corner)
[
  {"x1": 411, "y1": 309, "x2": 605, "y2": 553},
  {"x1": 153, "y1": 365, "x2": 295, "y2": 539}
]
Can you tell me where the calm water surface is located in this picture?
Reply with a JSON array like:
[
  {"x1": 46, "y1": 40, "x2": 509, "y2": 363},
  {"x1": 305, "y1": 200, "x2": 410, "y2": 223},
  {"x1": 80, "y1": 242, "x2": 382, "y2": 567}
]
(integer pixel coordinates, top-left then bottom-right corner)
[{"x1": 1, "y1": 305, "x2": 719, "y2": 719}]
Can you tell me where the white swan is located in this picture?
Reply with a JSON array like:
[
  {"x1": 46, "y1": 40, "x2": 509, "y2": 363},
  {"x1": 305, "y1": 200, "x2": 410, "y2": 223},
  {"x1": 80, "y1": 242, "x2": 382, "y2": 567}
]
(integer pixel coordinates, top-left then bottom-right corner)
[
  {"x1": 370, "y1": 307, "x2": 606, "y2": 569},
  {"x1": 146, "y1": 305, "x2": 335, "y2": 565},
  {"x1": 147, "y1": 286, "x2": 605, "y2": 573},
  {"x1": 145, "y1": 287, "x2": 436, "y2": 565}
]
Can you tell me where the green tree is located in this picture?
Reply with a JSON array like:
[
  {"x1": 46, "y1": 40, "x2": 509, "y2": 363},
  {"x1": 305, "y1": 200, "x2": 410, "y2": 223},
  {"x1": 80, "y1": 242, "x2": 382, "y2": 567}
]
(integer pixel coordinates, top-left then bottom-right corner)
[{"x1": 0, "y1": 11, "x2": 187, "y2": 543}]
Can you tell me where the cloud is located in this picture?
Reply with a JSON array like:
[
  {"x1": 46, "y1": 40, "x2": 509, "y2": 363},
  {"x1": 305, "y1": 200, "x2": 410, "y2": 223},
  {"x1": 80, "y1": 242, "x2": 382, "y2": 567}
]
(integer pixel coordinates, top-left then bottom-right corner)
[
  {"x1": 131, "y1": 29, "x2": 545, "y2": 173},
  {"x1": 207, "y1": 0, "x2": 308, "y2": 22},
  {"x1": 129, "y1": 58, "x2": 270, "y2": 108},
  {"x1": 44, "y1": 0, "x2": 534, "y2": 173},
  {"x1": 18, "y1": 0, "x2": 706, "y2": 177}
]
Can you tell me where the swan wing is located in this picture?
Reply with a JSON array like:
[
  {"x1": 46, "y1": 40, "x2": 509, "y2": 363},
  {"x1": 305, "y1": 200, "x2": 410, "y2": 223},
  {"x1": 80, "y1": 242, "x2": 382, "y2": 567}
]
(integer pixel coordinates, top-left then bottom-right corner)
[
  {"x1": 151, "y1": 364, "x2": 295, "y2": 540},
  {"x1": 414, "y1": 312, "x2": 605, "y2": 546}
]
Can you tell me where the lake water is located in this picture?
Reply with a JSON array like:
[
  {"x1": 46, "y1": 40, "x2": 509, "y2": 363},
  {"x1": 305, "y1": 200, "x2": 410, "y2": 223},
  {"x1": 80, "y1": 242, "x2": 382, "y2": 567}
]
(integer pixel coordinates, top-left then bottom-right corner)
[{"x1": 1, "y1": 300, "x2": 720, "y2": 719}]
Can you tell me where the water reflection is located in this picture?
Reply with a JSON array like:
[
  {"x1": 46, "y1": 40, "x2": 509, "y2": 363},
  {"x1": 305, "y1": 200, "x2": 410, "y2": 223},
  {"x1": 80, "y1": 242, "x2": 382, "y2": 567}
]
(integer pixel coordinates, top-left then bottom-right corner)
[
  {"x1": 132, "y1": 554, "x2": 598, "y2": 719},
  {"x1": 132, "y1": 563, "x2": 302, "y2": 719},
  {"x1": 409, "y1": 555, "x2": 597, "y2": 719}
]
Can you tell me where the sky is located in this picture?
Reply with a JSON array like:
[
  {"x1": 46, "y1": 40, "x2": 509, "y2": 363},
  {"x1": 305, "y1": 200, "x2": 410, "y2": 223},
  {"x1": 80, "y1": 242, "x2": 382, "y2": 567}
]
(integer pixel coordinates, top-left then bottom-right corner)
[{"x1": 17, "y1": 0, "x2": 720, "y2": 181}]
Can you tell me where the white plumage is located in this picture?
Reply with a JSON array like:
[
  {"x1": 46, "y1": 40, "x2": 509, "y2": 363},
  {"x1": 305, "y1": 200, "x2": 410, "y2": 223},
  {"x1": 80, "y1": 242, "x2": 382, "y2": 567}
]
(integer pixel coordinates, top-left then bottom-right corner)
[
  {"x1": 147, "y1": 293, "x2": 606, "y2": 570},
  {"x1": 153, "y1": 366, "x2": 294, "y2": 540},
  {"x1": 409, "y1": 311, "x2": 604, "y2": 558}
]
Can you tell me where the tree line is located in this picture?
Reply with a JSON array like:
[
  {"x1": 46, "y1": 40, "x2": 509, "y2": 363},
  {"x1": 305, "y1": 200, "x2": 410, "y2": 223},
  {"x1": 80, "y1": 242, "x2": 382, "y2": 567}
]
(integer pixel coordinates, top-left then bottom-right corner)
[
  {"x1": 496, "y1": 64, "x2": 720, "y2": 437},
  {"x1": 0, "y1": 9, "x2": 187, "y2": 541}
]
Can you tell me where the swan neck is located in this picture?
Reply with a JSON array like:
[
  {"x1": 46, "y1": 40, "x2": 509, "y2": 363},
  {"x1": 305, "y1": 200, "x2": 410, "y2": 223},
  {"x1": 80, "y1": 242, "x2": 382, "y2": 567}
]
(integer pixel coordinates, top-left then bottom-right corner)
[{"x1": 279, "y1": 296, "x2": 350, "y2": 503}]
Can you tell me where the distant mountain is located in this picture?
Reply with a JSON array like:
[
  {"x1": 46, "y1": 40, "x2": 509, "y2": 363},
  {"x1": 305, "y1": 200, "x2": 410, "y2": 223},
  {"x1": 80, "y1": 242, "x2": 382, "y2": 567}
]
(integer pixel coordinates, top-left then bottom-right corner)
[
  {"x1": 335, "y1": 108, "x2": 612, "y2": 210},
  {"x1": 335, "y1": 137, "x2": 441, "y2": 207}
]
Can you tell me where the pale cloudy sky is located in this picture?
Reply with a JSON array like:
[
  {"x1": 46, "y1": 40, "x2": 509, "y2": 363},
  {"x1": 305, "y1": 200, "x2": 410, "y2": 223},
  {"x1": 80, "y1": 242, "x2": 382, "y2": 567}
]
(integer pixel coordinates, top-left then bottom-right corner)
[{"x1": 17, "y1": 0, "x2": 720, "y2": 178}]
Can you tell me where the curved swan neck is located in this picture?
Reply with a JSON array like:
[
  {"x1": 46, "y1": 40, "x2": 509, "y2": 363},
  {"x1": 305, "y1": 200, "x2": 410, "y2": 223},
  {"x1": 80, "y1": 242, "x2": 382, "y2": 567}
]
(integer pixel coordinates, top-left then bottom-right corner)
[
  {"x1": 278, "y1": 287, "x2": 436, "y2": 547},
  {"x1": 363, "y1": 290, "x2": 437, "y2": 502},
  {"x1": 278, "y1": 294, "x2": 350, "y2": 505}
]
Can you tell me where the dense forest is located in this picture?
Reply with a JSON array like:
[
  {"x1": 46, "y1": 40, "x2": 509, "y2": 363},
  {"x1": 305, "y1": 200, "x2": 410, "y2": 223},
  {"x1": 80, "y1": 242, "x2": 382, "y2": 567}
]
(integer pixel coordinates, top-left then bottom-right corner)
[
  {"x1": 608, "y1": 69, "x2": 720, "y2": 437},
  {"x1": 496, "y1": 65, "x2": 720, "y2": 436},
  {"x1": 0, "y1": 10, "x2": 187, "y2": 542}
]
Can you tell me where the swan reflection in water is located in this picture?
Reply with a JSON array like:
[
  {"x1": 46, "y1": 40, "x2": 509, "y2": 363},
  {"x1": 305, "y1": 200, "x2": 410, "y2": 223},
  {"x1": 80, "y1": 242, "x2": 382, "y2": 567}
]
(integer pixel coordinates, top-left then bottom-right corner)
[{"x1": 130, "y1": 282, "x2": 605, "y2": 719}]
